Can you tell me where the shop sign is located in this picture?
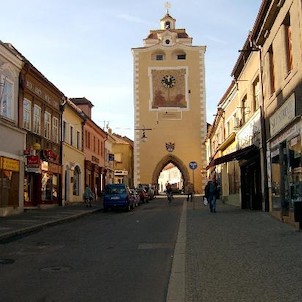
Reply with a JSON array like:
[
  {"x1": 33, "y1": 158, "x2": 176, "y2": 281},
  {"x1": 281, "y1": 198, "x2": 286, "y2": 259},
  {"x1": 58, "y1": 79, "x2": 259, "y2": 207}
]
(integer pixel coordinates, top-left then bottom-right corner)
[
  {"x1": 48, "y1": 163, "x2": 60, "y2": 173},
  {"x1": 43, "y1": 149, "x2": 57, "y2": 161},
  {"x1": 237, "y1": 111, "x2": 261, "y2": 149},
  {"x1": 270, "y1": 125, "x2": 297, "y2": 148},
  {"x1": 115, "y1": 170, "x2": 128, "y2": 176},
  {"x1": 26, "y1": 155, "x2": 40, "y2": 173},
  {"x1": 23, "y1": 149, "x2": 31, "y2": 155},
  {"x1": 1, "y1": 157, "x2": 20, "y2": 172},
  {"x1": 270, "y1": 93, "x2": 295, "y2": 137}
]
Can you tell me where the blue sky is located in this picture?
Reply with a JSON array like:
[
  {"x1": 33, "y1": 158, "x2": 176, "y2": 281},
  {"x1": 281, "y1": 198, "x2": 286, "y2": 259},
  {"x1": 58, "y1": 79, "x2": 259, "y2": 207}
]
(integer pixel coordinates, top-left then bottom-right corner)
[{"x1": 1, "y1": 0, "x2": 262, "y2": 139}]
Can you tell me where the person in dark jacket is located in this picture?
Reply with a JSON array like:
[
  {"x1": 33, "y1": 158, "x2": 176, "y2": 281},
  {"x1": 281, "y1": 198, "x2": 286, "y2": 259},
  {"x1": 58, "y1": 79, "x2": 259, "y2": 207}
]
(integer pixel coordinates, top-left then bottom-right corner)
[{"x1": 204, "y1": 178, "x2": 219, "y2": 213}]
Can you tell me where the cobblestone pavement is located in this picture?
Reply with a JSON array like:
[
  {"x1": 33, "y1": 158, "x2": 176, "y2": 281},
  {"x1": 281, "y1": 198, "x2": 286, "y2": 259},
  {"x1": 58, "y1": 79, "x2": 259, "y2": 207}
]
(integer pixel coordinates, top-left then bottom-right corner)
[{"x1": 185, "y1": 199, "x2": 302, "y2": 302}]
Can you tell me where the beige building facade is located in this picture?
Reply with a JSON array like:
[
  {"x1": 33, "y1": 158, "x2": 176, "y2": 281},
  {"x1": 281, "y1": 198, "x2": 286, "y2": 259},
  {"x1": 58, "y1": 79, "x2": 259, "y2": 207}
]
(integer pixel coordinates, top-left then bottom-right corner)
[
  {"x1": 132, "y1": 10, "x2": 207, "y2": 193},
  {"x1": 61, "y1": 98, "x2": 85, "y2": 205},
  {"x1": 111, "y1": 133, "x2": 134, "y2": 187}
]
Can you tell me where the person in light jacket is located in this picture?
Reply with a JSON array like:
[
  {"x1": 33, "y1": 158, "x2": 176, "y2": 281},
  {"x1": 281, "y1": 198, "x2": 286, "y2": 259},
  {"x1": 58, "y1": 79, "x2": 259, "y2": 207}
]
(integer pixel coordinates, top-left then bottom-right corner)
[{"x1": 83, "y1": 184, "x2": 93, "y2": 207}]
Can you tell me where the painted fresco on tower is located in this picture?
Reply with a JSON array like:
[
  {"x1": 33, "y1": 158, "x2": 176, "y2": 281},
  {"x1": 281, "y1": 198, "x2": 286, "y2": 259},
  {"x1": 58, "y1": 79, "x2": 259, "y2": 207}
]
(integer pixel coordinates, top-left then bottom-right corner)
[{"x1": 151, "y1": 69, "x2": 187, "y2": 109}]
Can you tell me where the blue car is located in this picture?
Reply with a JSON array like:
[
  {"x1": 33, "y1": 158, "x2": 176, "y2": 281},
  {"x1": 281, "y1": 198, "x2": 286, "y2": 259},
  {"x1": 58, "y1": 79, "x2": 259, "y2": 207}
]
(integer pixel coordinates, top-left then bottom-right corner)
[{"x1": 103, "y1": 184, "x2": 134, "y2": 212}]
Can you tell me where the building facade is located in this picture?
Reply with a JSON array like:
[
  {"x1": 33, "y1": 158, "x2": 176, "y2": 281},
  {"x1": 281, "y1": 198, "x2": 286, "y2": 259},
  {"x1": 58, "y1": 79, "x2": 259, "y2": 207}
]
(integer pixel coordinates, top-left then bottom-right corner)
[
  {"x1": 132, "y1": 9, "x2": 207, "y2": 193},
  {"x1": 61, "y1": 98, "x2": 85, "y2": 205},
  {"x1": 207, "y1": 0, "x2": 302, "y2": 227},
  {"x1": 104, "y1": 129, "x2": 115, "y2": 186},
  {"x1": 0, "y1": 42, "x2": 26, "y2": 216},
  {"x1": 14, "y1": 46, "x2": 64, "y2": 209},
  {"x1": 253, "y1": 0, "x2": 302, "y2": 222},
  {"x1": 111, "y1": 133, "x2": 134, "y2": 187},
  {"x1": 71, "y1": 98, "x2": 107, "y2": 199}
]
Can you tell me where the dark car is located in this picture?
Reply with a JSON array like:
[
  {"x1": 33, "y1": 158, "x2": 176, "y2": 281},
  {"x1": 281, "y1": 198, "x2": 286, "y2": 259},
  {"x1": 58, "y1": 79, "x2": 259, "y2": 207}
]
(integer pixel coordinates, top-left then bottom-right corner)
[
  {"x1": 103, "y1": 184, "x2": 134, "y2": 211},
  {"x1": 136, "y1": 187, "x2": 149, "y2": 203}
]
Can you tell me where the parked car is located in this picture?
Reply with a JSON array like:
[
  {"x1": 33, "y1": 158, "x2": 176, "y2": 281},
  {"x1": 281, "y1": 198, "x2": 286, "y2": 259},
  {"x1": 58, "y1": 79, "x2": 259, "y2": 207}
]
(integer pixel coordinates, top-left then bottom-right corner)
[
  {"x1": 137, "y1": 187, "x2": 149, "y2": 203},
  {"x1": 147, "y1": 186, "x2": 155, "y2": 200},
  {"x1": 103, "y1": 184, "x2": 134, "y2": 211},
  {"x1": 138, "y1": 184, "x2": 155, "y2": 201}
]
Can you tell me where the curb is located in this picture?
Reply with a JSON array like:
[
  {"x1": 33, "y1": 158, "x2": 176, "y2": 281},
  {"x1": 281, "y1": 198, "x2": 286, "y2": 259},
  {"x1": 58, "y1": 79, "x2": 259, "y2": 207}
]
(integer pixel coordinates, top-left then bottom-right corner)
[
  {"x1": 0, "y1": 208, "x2": 102, "y2": 242},
  {"x1": 166, "y1": 200, "x2": 187, "y2": 301}
]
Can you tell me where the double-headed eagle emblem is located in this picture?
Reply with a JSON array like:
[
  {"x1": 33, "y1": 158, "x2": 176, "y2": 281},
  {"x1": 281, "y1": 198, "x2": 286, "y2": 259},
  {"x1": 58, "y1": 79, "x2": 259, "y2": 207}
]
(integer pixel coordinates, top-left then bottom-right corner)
[{"x1": 165, "y1": 142, "x2": 175, "y2": 152}]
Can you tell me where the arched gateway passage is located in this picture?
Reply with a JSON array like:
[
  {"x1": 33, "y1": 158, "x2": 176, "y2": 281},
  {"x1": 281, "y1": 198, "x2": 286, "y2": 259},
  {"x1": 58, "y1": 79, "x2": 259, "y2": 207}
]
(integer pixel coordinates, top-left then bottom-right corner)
[{"x1": 152, "y1": 154, "x2": 190, "y2": 187}]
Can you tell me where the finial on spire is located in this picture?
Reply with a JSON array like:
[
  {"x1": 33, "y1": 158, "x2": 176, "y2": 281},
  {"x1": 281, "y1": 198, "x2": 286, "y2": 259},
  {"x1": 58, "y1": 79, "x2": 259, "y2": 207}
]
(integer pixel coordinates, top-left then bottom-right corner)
[{"x1": 165, "y1": 1, "x2": 171, "y2": 14}]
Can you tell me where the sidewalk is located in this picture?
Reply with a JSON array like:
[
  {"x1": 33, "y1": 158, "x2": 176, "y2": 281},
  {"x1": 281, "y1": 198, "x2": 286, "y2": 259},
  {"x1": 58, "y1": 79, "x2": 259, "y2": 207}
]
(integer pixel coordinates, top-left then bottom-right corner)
[
  {"x1": 184, "y1": 199, "x2": 302, "y2": 302},
  {"x1": 0, "y1": 201, "x2": 103, "y2": 242}
]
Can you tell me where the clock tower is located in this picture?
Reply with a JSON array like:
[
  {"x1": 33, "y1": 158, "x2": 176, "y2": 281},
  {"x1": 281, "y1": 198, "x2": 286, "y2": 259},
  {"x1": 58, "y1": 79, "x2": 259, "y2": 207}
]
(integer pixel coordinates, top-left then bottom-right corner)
[{"x1": 132, "y1": 7, "x2": 207, "y2": 193}]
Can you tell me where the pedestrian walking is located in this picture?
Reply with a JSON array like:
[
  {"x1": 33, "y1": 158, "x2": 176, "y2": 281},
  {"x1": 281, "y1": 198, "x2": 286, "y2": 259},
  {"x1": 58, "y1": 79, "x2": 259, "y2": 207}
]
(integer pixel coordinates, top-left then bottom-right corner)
[
  {"x1": 166, "y1": 182, "x2": 173, "y2": 203},
  {"x1": 204, "y1": 177, "x2": 219, "y2": 213},
  {"x1": 83, "y1": 184, "x2": 93, "y2": 207},
  {"x1": 185, "y1": 182, "x2": 194, "y2": 202}
]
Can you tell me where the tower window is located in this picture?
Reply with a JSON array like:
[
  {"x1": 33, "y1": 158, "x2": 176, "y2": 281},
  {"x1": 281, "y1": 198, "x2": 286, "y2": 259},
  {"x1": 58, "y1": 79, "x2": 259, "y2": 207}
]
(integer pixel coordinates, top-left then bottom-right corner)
[
  {"x1": 152, "y1": 53, "x2": 165, "y2": 60},
  {"x1": 177, "y1": 54, "x2": 186, "y2": 60},
  {"x1": 165, "y1": 21, "x2": 171, "y2": 29}
]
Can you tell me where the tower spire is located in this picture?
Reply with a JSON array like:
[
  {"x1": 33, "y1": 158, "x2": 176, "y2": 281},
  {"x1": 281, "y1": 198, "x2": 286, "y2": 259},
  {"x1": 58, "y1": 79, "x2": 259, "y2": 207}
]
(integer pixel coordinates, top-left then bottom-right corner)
[{"x1": 165, "y1": 1, "x2": 171, "y2": 14}]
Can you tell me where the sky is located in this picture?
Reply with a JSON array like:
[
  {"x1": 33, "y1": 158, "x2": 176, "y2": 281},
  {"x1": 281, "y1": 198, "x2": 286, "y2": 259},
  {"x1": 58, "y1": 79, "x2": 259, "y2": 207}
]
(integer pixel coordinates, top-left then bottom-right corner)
[{"x1": 1, "y1": 0, "x2": 262, "y2": 139}]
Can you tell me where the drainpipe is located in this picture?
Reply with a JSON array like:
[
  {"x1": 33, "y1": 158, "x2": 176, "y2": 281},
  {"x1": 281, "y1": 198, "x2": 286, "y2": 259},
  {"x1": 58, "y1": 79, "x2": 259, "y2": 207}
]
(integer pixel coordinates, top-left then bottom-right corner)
[
  {"x1": 59, "y1": 97, "x2": 67, "y2": 206},
  {"x1": 258, "y1": 46, "x2": 270, "y2": 212}
]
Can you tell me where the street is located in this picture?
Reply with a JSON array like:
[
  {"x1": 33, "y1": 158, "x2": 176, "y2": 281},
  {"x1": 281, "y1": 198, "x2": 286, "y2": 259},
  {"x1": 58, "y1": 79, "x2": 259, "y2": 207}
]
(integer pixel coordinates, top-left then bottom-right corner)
[
  {"x1": 0, "y1": 197, "x2": 183, "y2": 302},
  {"x1": 1, "y1": 196, "x2": 302, "y2": 302}
]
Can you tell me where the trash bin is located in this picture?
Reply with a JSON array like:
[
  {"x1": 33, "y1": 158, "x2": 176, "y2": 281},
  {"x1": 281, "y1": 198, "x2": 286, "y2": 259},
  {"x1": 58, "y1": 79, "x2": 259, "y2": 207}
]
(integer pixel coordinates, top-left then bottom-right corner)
[{"x1": 293, "y1": 201, "x2": 302, "y2": 222}]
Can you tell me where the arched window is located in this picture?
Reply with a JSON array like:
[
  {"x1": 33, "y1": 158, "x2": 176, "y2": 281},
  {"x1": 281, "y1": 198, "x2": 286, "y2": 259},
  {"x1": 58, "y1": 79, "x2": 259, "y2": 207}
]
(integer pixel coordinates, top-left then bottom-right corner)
[{"x1": 73, "y1": 166, "x2": 81, "y2": 196}]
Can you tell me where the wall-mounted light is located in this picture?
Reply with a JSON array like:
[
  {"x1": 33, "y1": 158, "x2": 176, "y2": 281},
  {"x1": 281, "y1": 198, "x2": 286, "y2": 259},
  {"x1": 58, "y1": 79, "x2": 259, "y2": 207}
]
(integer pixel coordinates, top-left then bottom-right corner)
[
  {"x1": 135, "y1": 126, "x2": 152, "y2": 142},
  {"x1": 141, "y1": 130, "x2": 147, "y2": 142}
]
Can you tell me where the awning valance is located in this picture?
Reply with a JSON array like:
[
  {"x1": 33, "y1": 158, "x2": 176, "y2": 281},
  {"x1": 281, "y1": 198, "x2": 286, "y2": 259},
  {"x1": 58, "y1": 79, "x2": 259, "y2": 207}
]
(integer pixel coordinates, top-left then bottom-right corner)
[{"x1": 206, "y1": 145, "x2": 259, "y2": 169}]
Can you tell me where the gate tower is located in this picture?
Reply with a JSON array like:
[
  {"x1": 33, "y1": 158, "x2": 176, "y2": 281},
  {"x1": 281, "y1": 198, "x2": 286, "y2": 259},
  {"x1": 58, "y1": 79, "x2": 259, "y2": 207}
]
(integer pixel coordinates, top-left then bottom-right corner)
[{"x1": 132, "y1": 7, "x2": 207, "y2": 193}]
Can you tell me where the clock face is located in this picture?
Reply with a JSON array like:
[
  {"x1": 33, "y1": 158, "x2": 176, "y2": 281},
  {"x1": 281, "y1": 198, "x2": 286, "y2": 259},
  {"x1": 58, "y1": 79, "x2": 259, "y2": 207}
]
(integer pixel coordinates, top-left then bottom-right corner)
[{"x1": 161, "y1": 75, "x2": 176, "y2": 88}]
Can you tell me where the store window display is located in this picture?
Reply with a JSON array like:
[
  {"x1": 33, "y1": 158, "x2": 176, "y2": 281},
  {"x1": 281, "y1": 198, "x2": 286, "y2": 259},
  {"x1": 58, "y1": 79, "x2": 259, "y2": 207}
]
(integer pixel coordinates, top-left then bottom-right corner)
[
  {"x1": 288, "y1": 136, "x2": 302, "y2": 203},
  {"x1": 271, "y1": 136, "x2": 302, "y2": 213}
]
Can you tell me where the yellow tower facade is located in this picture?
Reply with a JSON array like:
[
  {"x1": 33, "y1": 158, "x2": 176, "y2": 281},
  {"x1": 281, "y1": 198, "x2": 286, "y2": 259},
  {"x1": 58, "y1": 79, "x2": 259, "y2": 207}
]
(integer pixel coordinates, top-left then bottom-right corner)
[{"x1": 132, "y1": 9, "x2": 207, "y2": 193}]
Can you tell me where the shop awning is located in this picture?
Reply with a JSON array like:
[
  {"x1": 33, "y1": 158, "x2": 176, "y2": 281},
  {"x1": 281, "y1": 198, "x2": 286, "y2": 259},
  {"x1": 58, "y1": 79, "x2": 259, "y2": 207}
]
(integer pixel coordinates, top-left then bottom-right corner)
[{"x1": 206, "y1": 145, "x2": 259, "y2": 169}]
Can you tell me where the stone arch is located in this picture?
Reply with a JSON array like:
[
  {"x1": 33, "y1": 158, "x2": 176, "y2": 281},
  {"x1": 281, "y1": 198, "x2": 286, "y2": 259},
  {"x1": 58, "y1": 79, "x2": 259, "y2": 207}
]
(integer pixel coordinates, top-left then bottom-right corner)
[{"x1": 152, "y1": 154, "x2": 190, "y2": 186}]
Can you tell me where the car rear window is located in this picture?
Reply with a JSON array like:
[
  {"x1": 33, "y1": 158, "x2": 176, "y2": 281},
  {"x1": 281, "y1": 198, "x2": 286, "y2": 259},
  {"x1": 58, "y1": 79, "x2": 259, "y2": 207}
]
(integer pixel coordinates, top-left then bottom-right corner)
[{"x1": 105, "y1": 187, "x2": 126, "y2": 194}]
